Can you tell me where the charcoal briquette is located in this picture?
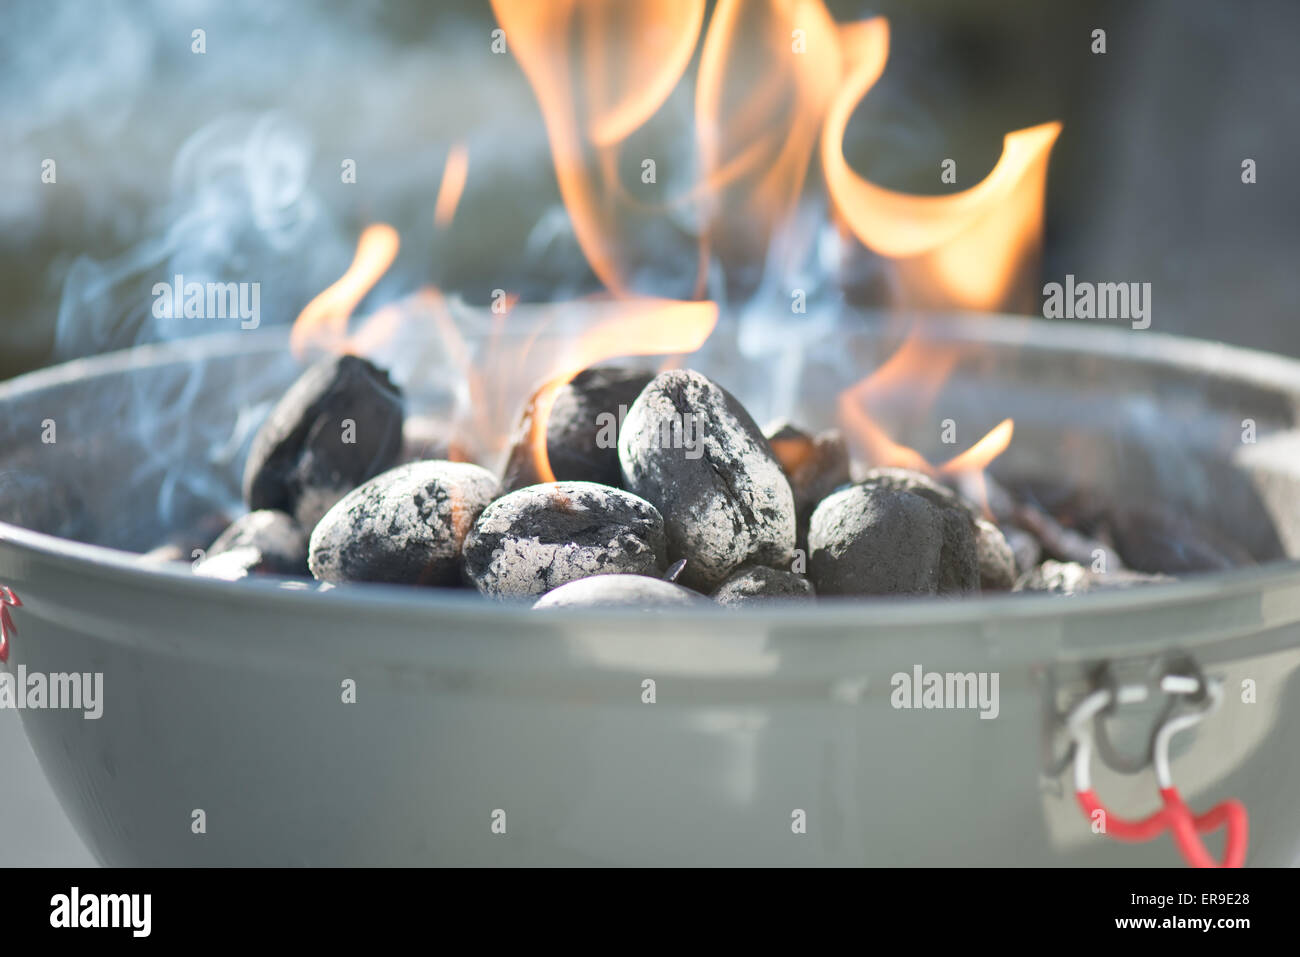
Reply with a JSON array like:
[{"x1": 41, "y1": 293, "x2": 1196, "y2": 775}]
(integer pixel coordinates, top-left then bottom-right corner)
[
  {"x1": 464, "y1": 481, "x2": 668, "y2": 599},
  {"x1": 807, "y1": 482, "x2": 979, "y2": 596},
  {"x1": 208, "y1": 509, "x2": 308, "y2": 577},
  {"x1": 975, "y1": 518, "x2": 1017, "y2": 591},
  {"x1": 532, "y1": 574, "x2": 709, "y2": 610},
  {"x1": 765, "y1": 421, "x2": 851, "y2": 548},
  {"x1": 243, "y1": 354, "x2": 405, "y2": 530},
  {"x1": 500, "y1": 367, "x2": 654, "y2": 492},
  {"x1": 712, "y1": 565, "x2": 815, "y2": 606},
  {"x1": 308, "y1": 460, "x2": 498, "y2": 586},
  {"x1": 618, "y1": 370, "x2": 796, "y2": 591}
]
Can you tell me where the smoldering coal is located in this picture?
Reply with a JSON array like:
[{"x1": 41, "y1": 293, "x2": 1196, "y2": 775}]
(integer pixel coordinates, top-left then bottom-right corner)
[
  {"x1": 712, "y1": 565, "x2": 815, "y2": 606},
  {"x1": 501, "y1": 367, "x2": 653, "y2": 491},
  {"x1": 243, "y1": 354, "x2": 404, "y2": 530},
  {"x1": 464, "y1": 481, "x2": 668, "y2": 599},
  {"x1": 619, "y1": 370, "x2": 796, "y2": 591},
  {"x1": 308, "y1": 460, "x2": 498, "y2": 586},
  {"x1": 207, "y1": 509, "x2": 308, "y2": 577}
]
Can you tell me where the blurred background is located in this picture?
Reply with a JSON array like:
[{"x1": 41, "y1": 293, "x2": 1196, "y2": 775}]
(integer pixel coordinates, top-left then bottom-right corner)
[{"x1": 2, "y1": 0, "x2": 1298, "y2": 383}]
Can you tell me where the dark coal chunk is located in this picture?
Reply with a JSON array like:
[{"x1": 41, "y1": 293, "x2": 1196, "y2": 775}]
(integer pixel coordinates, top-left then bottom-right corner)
[
  {"x1": 208, "y1": 509, "x2": 308, "y2": 576},
  {"x1": 765, "y1": 421, "x2": 851, "y2": 548},
  {"x1": 501, "y1": 367, "x2": 654, "y2": 492},
  {"x1": 308, "y1": 461, "x2": 498, "y2": 586},
  {"x1": 712, "y1": 566, "x2": 815, "y2": 606},
  {"x1": 618, "y1": 370, "x2": 796, "y2": 591},
  {"x1": 1014, "y1": 559, "x2": 1174, "y2": 595},
  {"x1": 1106, "y1": 503, "x2": 1253, "y2": 574},
  {"x1": 532, "y1": 574, "x2": 708, "y2": 610},
  {"x1": 243, "y1": 355, "x2": 404, "y2": 530},
  {"x1": 859, "y1": 466, "x2": 978, "y2": 518},
  {"x1": 808, "y1": 483, "x2": 979, "y2": 596},
  {"x1": 975, "y1": 518, "x2": 1017, "y2": 591},
  {"x1": 464, "y1": 481, "x2": 668, "y2": 599}
]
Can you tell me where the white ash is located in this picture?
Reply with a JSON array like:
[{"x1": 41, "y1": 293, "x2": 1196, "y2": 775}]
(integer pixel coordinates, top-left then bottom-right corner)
[
  {"x1": 712, "y1": 565, "x2": 815, "y2": 606},
  {"x1": 308, "y1": 460, "x2": 498, "y2": 586},
  {"x1": 808, "y1": 482, "x2": 979, "y2": 596},
  {"x1": 1014, "y1": 560, "x2": 1175, "y2": 595},
  {"x1": 463, "y1": 481, "x2": 668, "y2": 599},
  {"x1": 974, "y1": 518, "x2": 1017, "y2": 591},
  {"x1": 193, "y1": 546, "x2": 268, "y2": 580},
  {"x1": 243, "y1": 354, "x2": 405, "y2": 530},
  {"x1": 208, "y1": 509, "x2": 308, "y2": 577},
  {"x1": 618, "y1": 370, "x2": 796, "y2": 591},
  {"x1": 532, "y1": 574, "x2": 708, "y2": 610}
]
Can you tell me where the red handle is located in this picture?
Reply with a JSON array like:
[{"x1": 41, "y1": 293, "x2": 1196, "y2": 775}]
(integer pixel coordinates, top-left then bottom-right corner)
[{"x1": 1076, "y1": 787, "x2": 1248, "y2": 868}]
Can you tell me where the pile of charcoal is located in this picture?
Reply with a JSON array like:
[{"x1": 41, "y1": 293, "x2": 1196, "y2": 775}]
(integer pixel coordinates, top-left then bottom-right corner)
[{"x1": 174, "y1": 353, "x2": 1205, "y2": 608}]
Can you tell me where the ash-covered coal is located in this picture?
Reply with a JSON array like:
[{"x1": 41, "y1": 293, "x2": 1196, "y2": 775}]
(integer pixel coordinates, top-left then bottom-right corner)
[
  {"x1": 193, "y1": 545, "x2": 300, "y2": 580},
  {"x1": 207, "y1": 508, "x2": 308, "y2": 577},
  {"x1": 712, "y1": 565, "x2": 814, "y2": 606},
  {"x1": 619, "y1": 370, "x2": 796, "y2": 591},
  {"x1": 765, "y1": 421, "x2": 851, "y2": 548},
  {"x1": 974, "y1": 518, "x2": 1017, "y2": 591},
  {"x1": 464, "y1": 481, "x2": 668, "y2": 599},
  {"x1": 243, "y1": 354, "x2": 404, "y2": 530},
  {"x1": 501, "y1": 367, "x2": 654, "y2": 492},
  {"x1": 1014, "y1": 559, "x2": 1174, "y2": 595},
  {"x1": 532, "y1": 574, "x2": 708, "y2": 610},
  {"x1": 308, "y1": 460, "x2": 497, "y2": 586},
  {"x1": 808, "y1": 476, "x2": 980, "y2": 596}
]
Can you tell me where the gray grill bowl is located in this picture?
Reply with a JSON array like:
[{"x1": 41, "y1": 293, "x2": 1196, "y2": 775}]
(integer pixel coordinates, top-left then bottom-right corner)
[{"x1": 2, "y1": 315, "x2": 1300, "y2": 866}]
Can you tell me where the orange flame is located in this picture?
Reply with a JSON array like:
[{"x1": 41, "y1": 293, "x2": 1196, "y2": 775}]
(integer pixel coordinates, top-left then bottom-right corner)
[
  {"x1": 527, "y1": 299, "x2": 718, "y2": 481},
  {"x1": 822, "y1": 18, "x2": 1061, "y2": 312},
  {"x1": 695, "y1": 0, "x2": 843, "y2": 277},
  {"x1": 434, "y1": 143, "x2": 470, "y2": 228},
  {"x1": 489, "y1": 0, "x2": 705, "y2": 293},
  {"x1": 289, "y1": 224, "x2": 399, "y2": 357}
]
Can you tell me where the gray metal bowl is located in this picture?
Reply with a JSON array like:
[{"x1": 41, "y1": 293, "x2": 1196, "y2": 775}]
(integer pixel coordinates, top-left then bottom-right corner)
[{"x1": 2, "y1": 316, "x2": 1299, "y2": 865}]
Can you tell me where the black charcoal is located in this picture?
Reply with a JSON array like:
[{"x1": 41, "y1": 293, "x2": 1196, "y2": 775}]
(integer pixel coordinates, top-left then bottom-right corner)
[
  {"x1": 243, "y1": 354, "x2": 404, "y2": 530},
  {"x1": 501, "y1": 367, "x2": 654, "y2": 491},
  {"x1": 308, "y1": 460, "x2": 498, "y2": 586},
  {"x1": 808, "y1": 482, "x2": 979, "y2": 596},
  {"x1": 765, "y1": 421, "x2": 851, "y2": 547},
  {"x1": 712, "y1": 565, "x2": 815, "y2": 606},
  {"x1": 532, "y1": 574, "x2": 708, "y2": 610},
  {"x1": 618, "y1": 370, "x2": 796, "y2": 591},
  {"x1": 208, "y1": 509, "x2": 308, "y2": 576},
  {"x1": 975, "y1": 518, "x2": 1017, "y2": 591},
  {"x1": 463, "y1": 481, "x2": 667, "y2": 599}
]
